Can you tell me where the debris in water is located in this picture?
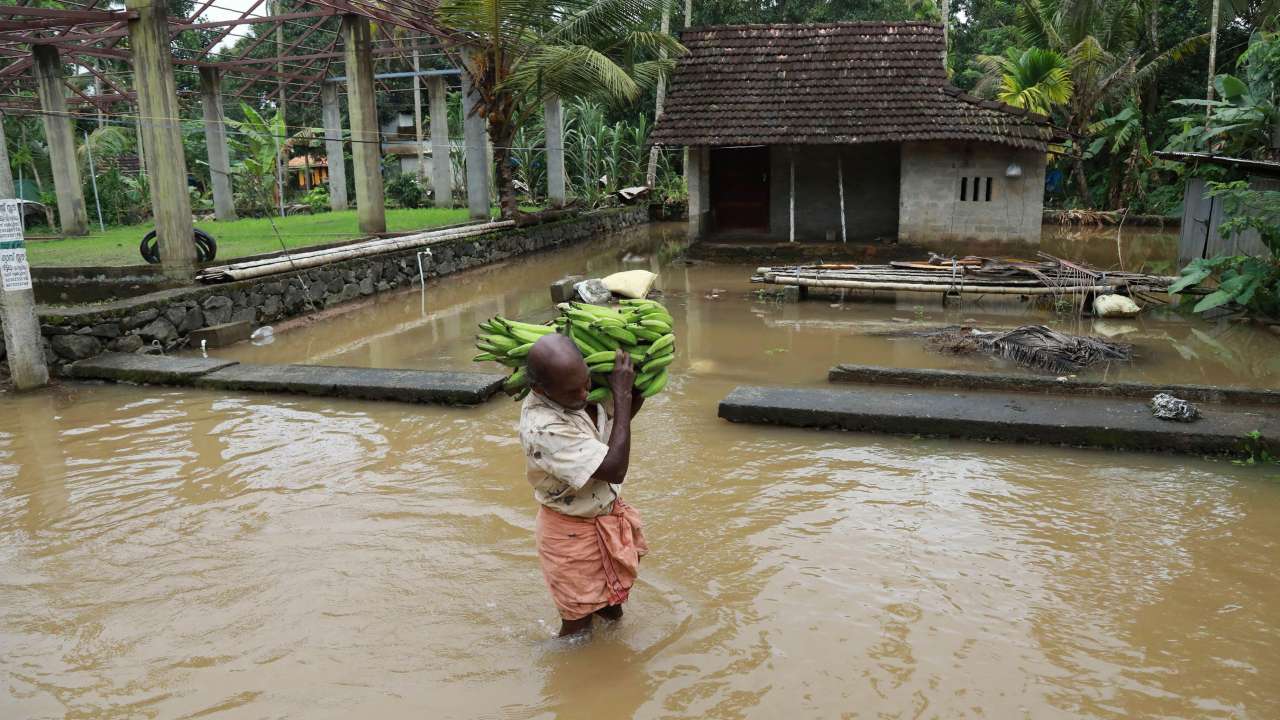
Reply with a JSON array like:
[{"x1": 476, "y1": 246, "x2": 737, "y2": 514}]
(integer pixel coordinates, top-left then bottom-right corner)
[
  {"x1": 924, "y1": 325, "x2": 1131, "y2": 373},
  {"x1": 1151, "y1": 393, "x2": 1200, "y2": 422}
]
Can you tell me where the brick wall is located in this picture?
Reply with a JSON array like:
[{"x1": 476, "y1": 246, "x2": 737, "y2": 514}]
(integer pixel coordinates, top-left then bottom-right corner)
[
  {"x1": 898, "y1": 141, "x2": 1046, "y2": 245},
  {"x1": 768, "y1": 144, "x2": 900, "y2": 242}
]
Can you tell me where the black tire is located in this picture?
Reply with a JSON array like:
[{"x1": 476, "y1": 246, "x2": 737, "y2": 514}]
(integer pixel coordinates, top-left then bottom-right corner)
[{"x1": 140, "y1": 228, "x2": 218, "y2": 264}]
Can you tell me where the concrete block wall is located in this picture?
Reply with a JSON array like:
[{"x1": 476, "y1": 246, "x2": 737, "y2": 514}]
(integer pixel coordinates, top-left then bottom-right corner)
[
  {"x1": 0, "y1": 206, "x2": 648, "y2": 379},
  {"x1": 898, "y1": 141, "x2": 1046, "y2": 245},
  {"x1": 768, "y1": 144, "x2": 899, "y2": 242}
]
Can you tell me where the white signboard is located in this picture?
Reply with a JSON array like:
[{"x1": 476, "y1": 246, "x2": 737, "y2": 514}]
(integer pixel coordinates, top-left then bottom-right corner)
[{"x1": 0, "y1": 199, "x2": 32, "y2": 292}]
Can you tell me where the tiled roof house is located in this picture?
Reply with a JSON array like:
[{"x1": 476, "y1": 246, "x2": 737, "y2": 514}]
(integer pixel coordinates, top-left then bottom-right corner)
[{"x1": 652, "y1": 22, "x2": 1053, "y2": 245}]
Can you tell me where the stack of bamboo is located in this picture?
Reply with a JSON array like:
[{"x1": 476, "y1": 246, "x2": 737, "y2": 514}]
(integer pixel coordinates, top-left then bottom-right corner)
[{"x1": 751, "y1": 254, "x2": 1175, "y2": 301}]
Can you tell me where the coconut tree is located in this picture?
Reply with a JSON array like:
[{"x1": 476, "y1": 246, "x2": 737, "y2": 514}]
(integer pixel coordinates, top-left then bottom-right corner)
[
  {"x1": 976, "y1": 47, "x2": 1074, "y2": 115},
  {"x1": 1016, "y1": 0, "x2": 1210, "y2": 203},
  {"x1": 433, "y1": 0, "x2": 683, "y2": 218}
]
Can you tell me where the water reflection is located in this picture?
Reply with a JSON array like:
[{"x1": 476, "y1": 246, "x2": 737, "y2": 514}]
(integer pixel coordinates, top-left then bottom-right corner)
[{"x1": 3, "y1": 224, "x2": 1280, "y2": 718}]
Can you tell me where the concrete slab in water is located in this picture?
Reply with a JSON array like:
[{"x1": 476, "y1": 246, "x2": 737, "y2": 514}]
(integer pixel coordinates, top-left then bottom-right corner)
[
  {"x1": 829, "y1": 364, "x2": 1280, "y2": 406},
  {"x1": 719, "y1": 385, "x2": 1280, "y2": 455},
  {"x1": 67, "y1": 352, "x2": 239, "y2": 385},
  {"x1": 194, "y1": 363, "x2": 506, "y2": 406}
]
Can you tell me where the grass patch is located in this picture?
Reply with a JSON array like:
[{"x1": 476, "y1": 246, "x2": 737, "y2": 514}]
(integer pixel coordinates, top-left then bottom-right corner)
[{"x1": 25, "y1": 207, "x2": 474, "y2": 267}]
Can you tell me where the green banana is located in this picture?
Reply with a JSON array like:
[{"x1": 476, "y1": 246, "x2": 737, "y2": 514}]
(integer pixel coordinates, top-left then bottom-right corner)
[
  {"x1": 586, "y1": 387, "x2": 612, "y2": 404},
  {"x1": 574, "y1": 321, "x2": 619, "y2": 350},
  {"x1": 583, "y1": 350, "x2": 617, "y2": 365},
  {"x1": 628, "y1": 326, "x2": 664, "y2": 342},
  {"x1": 568, "y1": 325, "x2": 604, "y2": 356},
  {"x1": 589, "y1": 362, "x2": 615, "y2": 374},
  {"x1": 640, "y1": 369, "x2": 668, "y2": 397},
  {"x1": 598, "y1": 325, "x2": 638, "y2": 345},
  {"x1": 473, "y1": 352, "x2": 497, "y2": 362},
  {"x1": 483, "y1": 334, "x2": 520, "y2": 351},
  {"x1": 507, "y1": 342, "x2": 535, "y2": 359},
  {"x1": 645, "y1": 333, "x2": 675, "y2": 359},
  {"x1": 641, "y1": 353, "x2": 674, "y2": 374},
  {"x1": 639, "y1": 319, "x2": 672, "y2": 333},
  {"x1": 507, "y1": 327, "x2": 545, "y2": 344},
  {"x1": 503, "y1": 367, "x2": 528, "y2": 393}
]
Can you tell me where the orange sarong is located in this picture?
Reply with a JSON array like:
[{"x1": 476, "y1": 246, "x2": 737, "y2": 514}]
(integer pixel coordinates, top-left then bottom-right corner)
[{"x1": 535, "y1": 499, "x2": 648, "y2": 620}]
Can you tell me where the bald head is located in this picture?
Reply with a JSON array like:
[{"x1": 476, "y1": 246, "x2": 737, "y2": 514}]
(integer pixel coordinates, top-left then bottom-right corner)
[{"x1": 527, "y1": 333, "x2": 590, "y2": 410}]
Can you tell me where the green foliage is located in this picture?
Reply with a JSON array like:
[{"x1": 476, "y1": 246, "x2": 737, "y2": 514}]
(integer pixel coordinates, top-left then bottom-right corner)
[
  {"x1": 976, "y1": 47, "x2": 1074, "y2": 114},
  {"x1": 1235, "y1": 430, "x2": 1278, "y2": 466},
  {"x1": 1168, "y1": 181, "x2": 1280, "y2": 318},
  {"x1": 302, "y1": 186, "x2": 330, "y2": 214},
  {"x1": 228, "y1": 103, "x2": 286, "y2": 217},
  {"x1": 1167, "y1": 32, "x2": 1279, "y2": 159},
  {"x1": 385, "y1": 173, "x2": 426, "y2": 209},
  {"x1": 434, "y1": 0, "x2": 683, "y2": 217}
]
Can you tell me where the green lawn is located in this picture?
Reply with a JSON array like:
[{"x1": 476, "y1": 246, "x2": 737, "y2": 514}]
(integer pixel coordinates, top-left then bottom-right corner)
[{"x1": 26, "y1": 207, "x2": 475, "y2": 267}]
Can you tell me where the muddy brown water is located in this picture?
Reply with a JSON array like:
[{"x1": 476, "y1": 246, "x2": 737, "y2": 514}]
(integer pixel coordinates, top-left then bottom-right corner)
[{"x1": 3, "y1": 224, "x2": 1279, "y2": 718}]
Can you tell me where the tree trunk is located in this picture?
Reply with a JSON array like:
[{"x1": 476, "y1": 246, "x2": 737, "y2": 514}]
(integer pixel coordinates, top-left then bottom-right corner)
[
  {"x1": 645, "y1": 3, "x2": 672, "y2": 188},
  {"x1": 1072, "y1": 155, "x2": 1091, "y2": 207},
  {"x1": 1206, "y1": 0, "x2": 1220, "y2": 120},
  {"x1": 490, "y1": 120, "x2": 519, "y2": 219}
]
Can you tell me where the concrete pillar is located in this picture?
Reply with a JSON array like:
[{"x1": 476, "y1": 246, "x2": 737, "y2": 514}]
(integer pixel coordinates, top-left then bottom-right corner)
[
  {"x1": 31, "y1": 45, "x2": 88, "y2": 236},
  {"x1": 128, "y1": 0, "x2": 196, "y2": 279},
  {"x1": 0, "y1": 200, "x2": 49, "y2": 389},
  {"x1": 686, "y1": 145, "x2": 710, "y2": 239},
  {"x1": 427, "y1": 76, "x2": 452, "y2": 207},
  {"x1": 320, "y1": 83, "x2": 349, "y2": 211},
  {"x1": 460, "y1": 53, "x2": 490, "y2": 220},
  {"x1": 0, "y1": 114, "x2": 15, "y2": 199},
  {"x1": 342, "y1": 14, "x2": 386, "y2": 234},
  {"x1": 544, "y1": 96, "x2": 566, "y2": 207},
  {"x1": 198, "y1": 67, "x2": 236, "y2": 222},
  {"x1": 412, "y1": 51, "x2": 426, "y2": 181}
]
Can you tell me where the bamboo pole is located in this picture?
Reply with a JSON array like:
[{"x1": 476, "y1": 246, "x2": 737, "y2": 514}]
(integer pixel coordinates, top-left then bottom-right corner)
[
  {"x1": 758, "y1": 272, "x2": 1045, "y2": 286},
  {"x1": 197, "y1": 220, "x2": 514, "y2": 282},
  {"x1": 788, "y1": 148, "x2": 795, "y2": 243},
  {"x1": 837, "y1": 153, "x2": 846, "y2": 244},
  {"x1": 763, "y1": 275, "x2": 1114, "y2": 295}
]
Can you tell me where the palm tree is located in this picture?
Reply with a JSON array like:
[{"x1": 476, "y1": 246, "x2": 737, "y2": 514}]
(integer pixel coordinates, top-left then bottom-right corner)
[
  {"x1": 976, "y1": 47, "x2": 1074, "y2": 115},
  {"x1": 433, "y1": 0, "x2": 683, "y2": 218},
  {"x1": 1016, "y1": 0, "x2": 1210, "y2": 203}
]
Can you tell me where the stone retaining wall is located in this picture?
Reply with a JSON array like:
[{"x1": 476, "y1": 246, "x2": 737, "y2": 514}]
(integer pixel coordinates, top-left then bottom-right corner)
[{"x1": 1, "y1": 206, "x2": 648, "y2": 378}]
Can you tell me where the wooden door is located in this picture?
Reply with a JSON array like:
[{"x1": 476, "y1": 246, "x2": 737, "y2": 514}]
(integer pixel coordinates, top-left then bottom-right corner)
[{"x1": 711, "y1": 146, "x2": 770, "y2": 232}]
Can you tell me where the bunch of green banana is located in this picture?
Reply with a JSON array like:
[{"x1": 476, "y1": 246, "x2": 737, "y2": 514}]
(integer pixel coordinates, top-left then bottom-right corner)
[
  {"x1": 473, "y1": 298, "x2": 676, "y2": 402},
  {"x1": 559, "y1": 300, "x2": 674, "y2": 403},
  {"x1": 472, "y1": 316, "x2": 557, "y2": 400}
]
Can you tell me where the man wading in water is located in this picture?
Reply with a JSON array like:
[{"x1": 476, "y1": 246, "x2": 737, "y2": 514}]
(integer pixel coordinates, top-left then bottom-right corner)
[{"x1": 519, "y1": 334, "x2": 647, "y2": 637}]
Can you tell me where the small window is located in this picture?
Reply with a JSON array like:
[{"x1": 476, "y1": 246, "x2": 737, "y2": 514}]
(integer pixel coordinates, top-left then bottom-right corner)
[
  {"x1": 959, "y1": 176, "x2": 995, "y2": 202},
  {"x1": 985, "y1": 177, "x2": 993, "y2": 201},
  {"x1": 959, "y1": 177, "x2": 968, "y2": 201}
]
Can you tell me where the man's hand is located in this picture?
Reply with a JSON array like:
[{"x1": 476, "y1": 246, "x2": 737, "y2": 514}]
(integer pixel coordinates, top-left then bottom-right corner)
[
  {"x1": 609, "y1": 349, "x2": 635, "y2": 401},
  {"x1": 593, "y1": 350, "x2": 636, "y2": 485}
]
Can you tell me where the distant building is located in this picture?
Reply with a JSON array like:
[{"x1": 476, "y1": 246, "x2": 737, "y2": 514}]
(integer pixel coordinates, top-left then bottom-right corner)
[
  {"x1": 651, "y1": 22, "x2": 1057, "y2": 246},
  {"x1": 287, "y1": 154, "x2": 328, "y2": 189},
  {"x1": 1154, "y1": 151, "x2": 1279, "y2": 267},
  {"x1": 381, "y1": 110, "x2": 433, "y2": 178}
]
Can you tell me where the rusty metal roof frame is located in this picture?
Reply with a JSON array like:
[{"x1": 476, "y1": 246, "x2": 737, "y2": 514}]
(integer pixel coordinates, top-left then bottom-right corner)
[{"x1": 0, "y1": 0, "x2": 456, "y2": 112}]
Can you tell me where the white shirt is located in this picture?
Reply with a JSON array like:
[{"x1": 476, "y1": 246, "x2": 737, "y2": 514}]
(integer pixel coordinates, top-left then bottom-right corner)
[{"x1": 518, "y1": 390, "x2": 618, "y2": 518}]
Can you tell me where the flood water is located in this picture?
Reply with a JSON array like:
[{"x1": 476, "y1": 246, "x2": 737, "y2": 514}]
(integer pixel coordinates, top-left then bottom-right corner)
[{"x1": 3, "y1": 223, "x2": 1279, "y2": 718}]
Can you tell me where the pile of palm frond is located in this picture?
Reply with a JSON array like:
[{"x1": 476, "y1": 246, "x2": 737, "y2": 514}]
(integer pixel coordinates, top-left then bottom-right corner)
[{"x1": 925, "y1": 325, "x2": 1132, "y2": 374}]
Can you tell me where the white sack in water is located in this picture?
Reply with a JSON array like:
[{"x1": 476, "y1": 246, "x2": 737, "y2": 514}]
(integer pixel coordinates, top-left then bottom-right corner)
[
  {"x1": 1093, "y1": 294, "x2": 1141, "y2": 318},
  {"x1": 601, "y1": 269, "x2": 657, "y2": 299}
]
